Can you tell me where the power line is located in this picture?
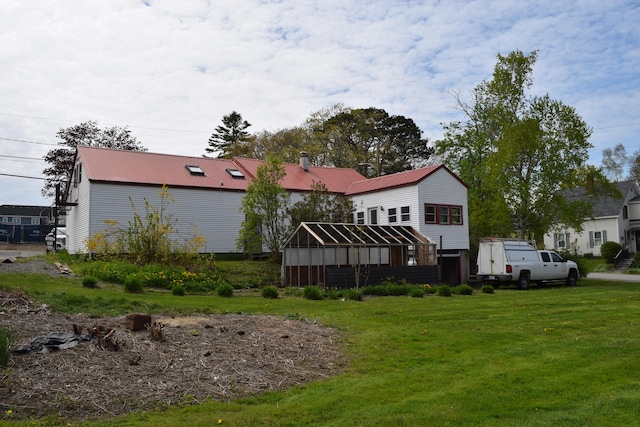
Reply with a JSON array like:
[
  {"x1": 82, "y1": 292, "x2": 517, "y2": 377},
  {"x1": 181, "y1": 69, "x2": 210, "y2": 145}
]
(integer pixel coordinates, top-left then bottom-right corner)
[
  {"x1": 0, "y1": 137, "x2": 57, "y2": 146},
  {"x1": 0, "y1": 154, "x2": 44, "y2": 161},
  {"x1": 0, "y1": 172, "x2": 46, "y2": 180}
]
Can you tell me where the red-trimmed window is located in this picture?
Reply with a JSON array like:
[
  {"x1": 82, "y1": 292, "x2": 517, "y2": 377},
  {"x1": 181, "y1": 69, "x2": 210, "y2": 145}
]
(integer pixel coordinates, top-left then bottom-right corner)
[{"x1": 424, "y1": 203, "x2": 463, "y2": 225}]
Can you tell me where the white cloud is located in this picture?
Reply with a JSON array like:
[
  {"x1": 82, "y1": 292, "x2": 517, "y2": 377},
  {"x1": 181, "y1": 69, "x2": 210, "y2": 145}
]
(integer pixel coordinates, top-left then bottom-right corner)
[{"x1": 1, "y1": 0, "x2": 639, "y2": 205}]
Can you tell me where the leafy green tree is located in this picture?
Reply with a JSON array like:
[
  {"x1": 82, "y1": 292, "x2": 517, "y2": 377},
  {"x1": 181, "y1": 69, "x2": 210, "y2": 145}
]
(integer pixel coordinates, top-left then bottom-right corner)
[
  {"x1": 206, "y1": 111, "x2": 253, "y2": 158},
  {"x1": 42, "y1": 121, "x2": 145, "y2": 199},
  {"x1": 287, "y1": 182, "x2": 354, "y2": 234},
  {"x1": 314, "y1": 107, "x2": 432, "y2": 176},
  {"x1": 237, "y1": 157, "x2": 290, "y2": 258},
  {"x1": 436, "y1": 50, "x2": 600, "y2": 242},
  {"x1": 251, "y1": 126, "x2": 325, "y2": 164}
]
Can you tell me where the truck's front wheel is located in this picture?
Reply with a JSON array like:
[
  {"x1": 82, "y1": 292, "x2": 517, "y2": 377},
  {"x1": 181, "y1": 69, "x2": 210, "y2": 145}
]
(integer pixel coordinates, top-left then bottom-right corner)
[
  {"x1": 517, "y1": 272, "x2": 530, "y2": 290},
  {"x1": 566, "y1": 270, "x2": 578, "y2": 286}
]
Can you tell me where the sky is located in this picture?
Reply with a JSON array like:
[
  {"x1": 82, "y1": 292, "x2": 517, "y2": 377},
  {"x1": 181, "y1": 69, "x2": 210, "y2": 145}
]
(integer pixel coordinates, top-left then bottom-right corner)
[{"x1": 1, "y1": 0, "x2": 639, "y2": 208}]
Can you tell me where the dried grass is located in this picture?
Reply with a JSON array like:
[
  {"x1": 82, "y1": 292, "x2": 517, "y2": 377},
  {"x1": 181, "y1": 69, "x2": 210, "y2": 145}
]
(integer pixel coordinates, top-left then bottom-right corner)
[{"x1": 0, "y1": 291, "x2": 346, "y2": 421}]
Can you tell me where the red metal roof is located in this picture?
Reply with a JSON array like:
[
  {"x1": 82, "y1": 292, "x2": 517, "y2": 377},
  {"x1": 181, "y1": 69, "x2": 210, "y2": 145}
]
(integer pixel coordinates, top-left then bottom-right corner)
[
  {"x1": 77, "y1": 146, "x2": 250, "y2": 191},
  {"x1": 345, "y1": 164, "x2": 466, "y2": 195},
  {"x1": 232, "y1": 157, "x2": 366, "y2": 193},
  {"x1": 76, "y1": 146, "x2": 366, "y2": 194}
]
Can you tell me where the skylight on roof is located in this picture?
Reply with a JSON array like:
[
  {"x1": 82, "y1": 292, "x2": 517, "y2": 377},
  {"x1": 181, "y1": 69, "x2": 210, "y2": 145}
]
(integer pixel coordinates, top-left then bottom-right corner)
[
  {"x1": 186, "y1": 165, "x2": 205, "y2": 176},
  {"x1": 226, "y1": 168, "x2": 245, "y2": 179}
]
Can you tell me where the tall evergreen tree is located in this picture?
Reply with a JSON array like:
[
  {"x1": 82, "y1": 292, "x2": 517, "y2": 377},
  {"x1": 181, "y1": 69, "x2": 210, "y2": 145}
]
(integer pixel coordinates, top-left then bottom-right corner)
[{"x1": 206, "y1": 111, "x2": 252, "y2": 158}]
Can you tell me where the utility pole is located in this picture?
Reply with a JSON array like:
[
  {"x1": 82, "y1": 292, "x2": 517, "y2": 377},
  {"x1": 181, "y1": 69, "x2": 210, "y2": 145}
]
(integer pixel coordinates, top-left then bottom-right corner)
[{"x1": 54, "y1": 183, "x2": 60, "y2": 252}]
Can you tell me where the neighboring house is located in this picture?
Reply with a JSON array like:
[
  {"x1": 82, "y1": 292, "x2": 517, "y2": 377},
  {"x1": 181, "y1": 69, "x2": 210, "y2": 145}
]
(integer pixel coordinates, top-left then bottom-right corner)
[
  {"x1": 0, "y1": 205, "x2": 55, "y2": 243},
  {"x1": 345, "y1": 165, "x2": 469, "y2": 284},
  {"x1": 64, "y1": 147, "x2": 364, "y2": 254},
  {"x1": 543, "y1": 180, "x2": 640, "y2": 256}
]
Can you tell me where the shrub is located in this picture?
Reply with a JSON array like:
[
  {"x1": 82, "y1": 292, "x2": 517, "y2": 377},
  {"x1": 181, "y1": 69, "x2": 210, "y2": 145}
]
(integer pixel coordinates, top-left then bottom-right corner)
[
  {"x1": 600, "y1": 241, "x2": 622, "y2": 264},
  {"x1": 0, "y1": 326, "x2": 14, "y2": 367},
  {"x1": 171, "y1": 285, "x2": 185, "y2": 296},
  {"x1": 456, "y1": 284, "x2": 474, "y2": 295},
  {"x1": 216, "y1": 283, "x2": 234, "y2": 298},
  {"x1": 362, "y1": 284, "x2": 411, "y2": 296},
  {"x1": 409, "y1": 287, "x2": 424, "y2": 298},
  {"x1": 481, "y1": 285, "x2": 495, "y2": 294},
  {"x1": 423, "y1": 284, "x2": 436, "y2": 294},
  {"x1": 303, "y1": 286, "x2": 324, "y2": 300},
  {"x1": 326, "y1": 289, "x2": 340, "y2": 300},
  {"x1": 82, "y1": 276, "x2": 98, "y2": 289},
  {"x1": 362, "y1": 285, "x2": 387, "y2": 296},
  {"x1": 261, "y1": 286, "x2": 279, "y2": 299},
  {"x1": 343, "y1": 289, "x2": 362, "y2": 301},
  {"x1": 559, "y1": 251, "x2": 590, "y2": 277},
  {"x1": 124, "y1": 274, "x2": 143, "y2": 293},
  {"x1": 284, "y1": 287, "x2": 303, "y2": 297},
  {"x1": 630, "y1": 252, "x2": 640, "y2": 269},
  {"x1": 436, "y1": 285, "x2": 452, "y2": 297},
  {"x1": 80, "y1": 260, "x2": 139, "y2": 284}
]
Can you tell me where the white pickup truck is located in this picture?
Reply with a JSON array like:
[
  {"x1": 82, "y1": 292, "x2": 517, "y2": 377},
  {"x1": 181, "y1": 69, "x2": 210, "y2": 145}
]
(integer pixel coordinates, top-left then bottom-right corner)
[{"x1": 476, "y1": 238, "x2": 579, "y2": 290}]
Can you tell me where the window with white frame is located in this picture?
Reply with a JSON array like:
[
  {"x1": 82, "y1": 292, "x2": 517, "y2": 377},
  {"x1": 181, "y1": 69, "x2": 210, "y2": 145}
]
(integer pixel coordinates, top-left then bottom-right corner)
[
  {"x1": 589, "y1": 230, "x2": 607, "y2": 248},
  {"x1": 356, "y1": 211, "x2": 365, "y2": 225},
  {"x1": 554, "y1": 232, "x2": 570, "y2": 249},
  {"x1": 388, "y1": 208, "x2": 397, "y2": 223},
  {"x1": 12, "y1": 217, "x2": 21, "y2": 224},
  {"x1": 31, "y1": 218, "x2": 40, "y2": 225},
  {"x1": 401, "y1": 206, "x2": 410, "y2": 222}
]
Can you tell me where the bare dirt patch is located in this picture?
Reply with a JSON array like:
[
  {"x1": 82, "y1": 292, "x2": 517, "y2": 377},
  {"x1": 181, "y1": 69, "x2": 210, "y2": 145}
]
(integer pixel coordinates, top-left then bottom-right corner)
[{"x1": 0, "y1": 262, "x2": 347, "y2": 421}]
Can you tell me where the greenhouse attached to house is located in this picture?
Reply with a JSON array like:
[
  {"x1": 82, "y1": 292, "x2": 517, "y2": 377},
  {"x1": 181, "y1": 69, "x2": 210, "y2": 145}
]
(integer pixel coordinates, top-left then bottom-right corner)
[{"x1": 282, "y1": 222, "x2": 439, "y2": 288}]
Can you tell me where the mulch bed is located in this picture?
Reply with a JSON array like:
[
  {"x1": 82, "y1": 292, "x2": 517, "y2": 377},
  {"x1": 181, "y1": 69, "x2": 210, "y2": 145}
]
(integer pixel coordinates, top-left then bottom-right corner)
[{"x1": 0, "y1": 280, "x2": 346, "y2": 421}]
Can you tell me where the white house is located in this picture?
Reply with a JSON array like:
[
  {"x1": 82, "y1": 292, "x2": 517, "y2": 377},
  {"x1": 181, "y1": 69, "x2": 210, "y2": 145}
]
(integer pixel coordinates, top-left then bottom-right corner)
[
  {"x1": 64, "y1": 147, "x2": 364, "y2": 254},
  {"x1": 543, "y1": 180, "x2": 640, "y2": 256},
  {"x1": 345, "y1": 165, "x2": 469, "y2": 284},
  {"x1": 65, "y1": 147, "x2": 470, "y2": 282}
]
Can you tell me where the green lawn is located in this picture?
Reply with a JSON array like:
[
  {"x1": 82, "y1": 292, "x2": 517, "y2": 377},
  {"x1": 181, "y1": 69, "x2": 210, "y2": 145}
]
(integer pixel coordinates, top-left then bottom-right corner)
[{"x1": 2, "y1": 273, "x2": 640, "y2": 426}]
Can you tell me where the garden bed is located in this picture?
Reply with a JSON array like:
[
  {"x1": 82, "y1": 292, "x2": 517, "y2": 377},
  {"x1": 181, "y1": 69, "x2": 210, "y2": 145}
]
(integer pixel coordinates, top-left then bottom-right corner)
[{"x1": 0, "y1": 262, "x2": 346, "y2": 421}]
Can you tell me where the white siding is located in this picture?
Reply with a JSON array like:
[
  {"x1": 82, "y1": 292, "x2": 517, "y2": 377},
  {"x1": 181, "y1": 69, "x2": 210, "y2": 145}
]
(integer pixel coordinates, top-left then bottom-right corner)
[
  {"x1": 543, "y1": 216, "x2": 622, "y2": 256},
  {"x1": 68, "y1": 183, "x2": 306, "y2": 255},
  {"x1": 68, "y1": 183, "x2": 246, "y2": 254},
  {"x1": 66, "y1": 163, "x2": 92, "y2": 254},
  {"x1": 629, "y1": 201, "x2": 640, "y2": 222},
  {"x1": 349, "y1": 168, "x2": 469, "y2": 251},
  {"x1": 350, "y1": 185, "x2": 419, "y2": 227},
  {"x1": 417, "y1": 169, "x2": 469, "y2": 250}
]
